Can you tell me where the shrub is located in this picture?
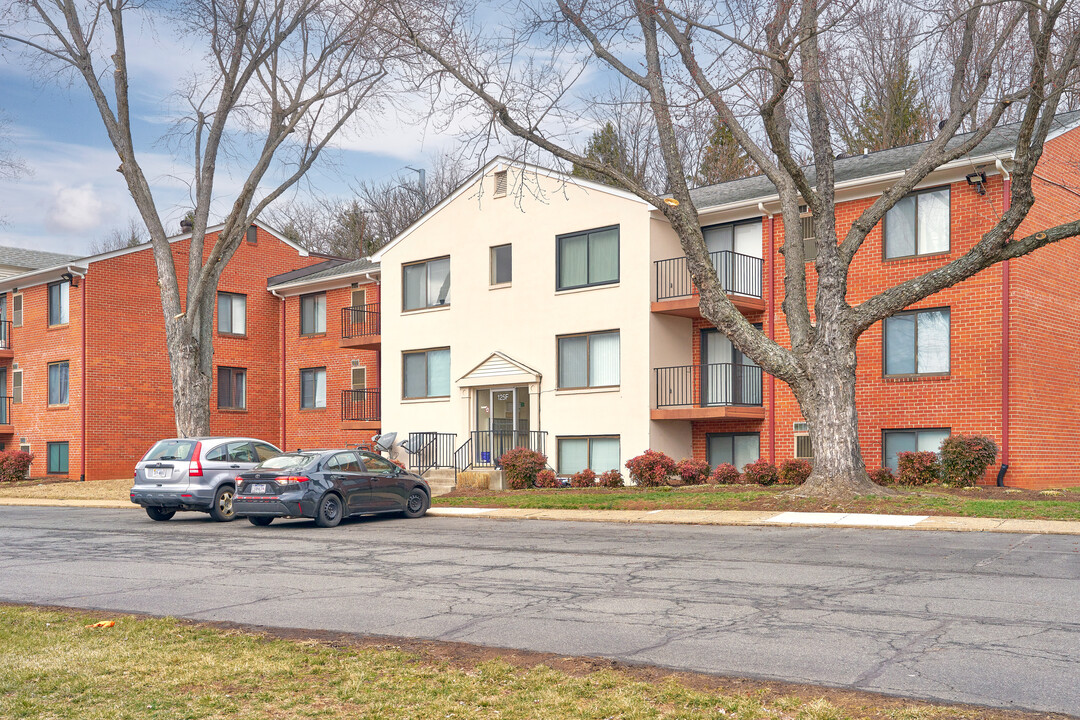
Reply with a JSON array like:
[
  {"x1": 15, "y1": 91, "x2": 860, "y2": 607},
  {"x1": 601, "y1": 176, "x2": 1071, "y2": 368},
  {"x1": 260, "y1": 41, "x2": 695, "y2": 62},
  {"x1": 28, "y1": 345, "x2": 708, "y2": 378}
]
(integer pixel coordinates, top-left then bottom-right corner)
[
  {"x1": 500, "y1": 447, "x2": 548, "y2": 490},
  {"x1": 939, "y1": 434, "x2": 998, "y2": 487},
  {"x1": 675, "y1": 458, "x2": 711, "y2": 486},
  {"x1": 709, "y1": 463, "x2": 741, "y2": 485},
  {"x1": 896, "y1": 451, "x2": 940, "y2": 486},
  {"x1": 598, "y1": 469, "x2": 624, "y2": 488},
  {"x1": 869, "y1": 467, "x2": 895, "y2": 486},
  {"x1": 0, "y1": 451, "x2": 33, "y2": 483},
  {"x1": 533, "y1": 468, "x2": 559, "y2": 488},
  {"x1": 570, "y1": 468, "x2": 597, "y2": 488},
  {"x1": 742, "y1": 458, "x2": 779, "y2": 486},
  {"x1": 778, "y1": 458, "x2": 812, "y2": 485},
  {"x1": 625, "y1": 450, "x2": 677, "y2": 487}
]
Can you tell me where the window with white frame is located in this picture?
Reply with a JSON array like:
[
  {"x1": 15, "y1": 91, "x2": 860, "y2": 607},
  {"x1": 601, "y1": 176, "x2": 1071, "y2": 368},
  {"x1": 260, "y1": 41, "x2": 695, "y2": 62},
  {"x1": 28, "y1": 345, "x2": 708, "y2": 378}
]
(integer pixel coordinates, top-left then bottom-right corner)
[
  {"x1": 48, "y1": 281, "x2": 70, "y2": 326},
  {"x1": 490, "y1": 244, "x2": 512, "y2": 285},
  {"x1": 48, "y1": 362, "x2": 69, "y2": 406}
]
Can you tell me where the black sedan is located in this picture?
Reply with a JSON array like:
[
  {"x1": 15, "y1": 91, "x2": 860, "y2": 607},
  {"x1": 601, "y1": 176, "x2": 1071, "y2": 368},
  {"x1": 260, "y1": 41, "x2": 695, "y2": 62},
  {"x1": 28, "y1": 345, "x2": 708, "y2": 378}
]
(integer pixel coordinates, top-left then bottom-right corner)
[{"x1": 232, "y1": 449, "x2": 431, "y2": 527}]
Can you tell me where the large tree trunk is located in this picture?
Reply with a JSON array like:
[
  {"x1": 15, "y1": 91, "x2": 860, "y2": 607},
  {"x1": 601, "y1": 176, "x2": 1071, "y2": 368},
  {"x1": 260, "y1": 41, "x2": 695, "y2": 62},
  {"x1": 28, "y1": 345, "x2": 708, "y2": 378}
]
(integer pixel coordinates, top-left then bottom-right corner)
[
  {"x1": 789, "y1": 349, "x2": 891, "y2": 498},
  {"x1": 167, "y1": 320, "x2": 212, "y2": 437}
]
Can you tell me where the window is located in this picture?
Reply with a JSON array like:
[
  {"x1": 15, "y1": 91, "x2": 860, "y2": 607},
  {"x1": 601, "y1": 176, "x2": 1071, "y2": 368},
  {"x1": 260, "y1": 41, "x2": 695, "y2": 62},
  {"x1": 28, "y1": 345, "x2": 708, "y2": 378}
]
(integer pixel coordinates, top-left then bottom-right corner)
[
  {"x1": 253, "y1": 442, "x2": 280, "y2": 463},
  {"x1": 799, "y1": 210, "x2": 817, "y2": 262},
  {"x1": 326, "y1": 452, "x2": 362, "y2": 472},
  {"x1": 217, "y1": 367, "x2": 246, "y2": 410},
  {"x1": 557, "y1": 436, "x2": 620, "y2": 475},
  {"x1": 300, "y1": 293, "x2": 326, "y2": 335},
  {"x1": 884, "y1": 187, "x2": 950, "y2": 259},
  {"x1": 351, "y1": 366, "x2": 366, "y2": 390},
  {"x1": 48, "y1": 281, "x2": 70, "y2": 326},
  {"x1": 557, "y1": 331, "x2": 620, "y2": 389},
  {"x1": 403, "y1": 257, "x2": 451, "y2": 311},
  {"x1": 47, "y1": 441, "x2": 68, "y2": 474},
  {"x1": 12, "y1": 293, "x2": 22, "y2": 327},
  {"x1": 556, "y1": 226, "x2": 619, "y2": 290},
  {"x1": 217, "y1": 292, "x2": 246, "y2": 335},
  {"x1": 403, "y1": 348, "x2": 450, "y2": 399},
  {"x1": 883, "y1": 428, "x2": 951, "y2": 471},
  {"x1": 494, "y1": 170, "x2": 508, "y2": 197},
  {"x1": 48, "y1": 362, "x2": 69, "y2": 406},
  {"x1": 793, "y1": 422, "x2": 813, "y2": 459},
  {"x1": 706, "y1": 432, "x2": 760, "y2": 471},
  {"x1": 300, "y1": 367, "x2": 326, "y2": 408},
  {"x1": 884, "y1": 308, "x2": 950, "y2": 376},
  {"x1": 12, "y1": 369, "x2": 22, "y2": 404},
  {"x1": 205, "y1": 441, "x2": 256, "y2": 463},
  {"x1": 360, "y1": 451, "x2": 397, "y2": 474},
  {"x1": 246, "y1": 225, "x2": 258, "y2": 244},
  {"x1": 490, "y1": 244, "x2": 512, "y2": 285}
]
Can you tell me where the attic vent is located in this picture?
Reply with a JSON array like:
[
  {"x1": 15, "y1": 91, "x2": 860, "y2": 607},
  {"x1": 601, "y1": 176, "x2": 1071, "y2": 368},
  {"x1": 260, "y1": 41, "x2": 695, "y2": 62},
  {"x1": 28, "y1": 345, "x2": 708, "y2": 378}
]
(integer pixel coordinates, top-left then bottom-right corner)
[
  {"x1": 11, "y1": 362, "x2": 17, "y2": 369},
  {"x1": 494, "y1": 170, "x2": 508, "y2": 197},
  {"x1": 19, "y1": 437, "x2": 26, "y2": 444},
  {"x1": 351, "y1": 359, "x2": 360, "y2": 368}
]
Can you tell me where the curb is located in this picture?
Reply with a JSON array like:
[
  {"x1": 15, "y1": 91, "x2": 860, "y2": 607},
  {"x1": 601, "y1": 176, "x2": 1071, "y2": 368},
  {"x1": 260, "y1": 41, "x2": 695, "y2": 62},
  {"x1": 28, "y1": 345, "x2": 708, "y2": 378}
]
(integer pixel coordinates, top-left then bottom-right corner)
[{"x1": 2, "y1": 497, "x2": 1079, "y2": 535}]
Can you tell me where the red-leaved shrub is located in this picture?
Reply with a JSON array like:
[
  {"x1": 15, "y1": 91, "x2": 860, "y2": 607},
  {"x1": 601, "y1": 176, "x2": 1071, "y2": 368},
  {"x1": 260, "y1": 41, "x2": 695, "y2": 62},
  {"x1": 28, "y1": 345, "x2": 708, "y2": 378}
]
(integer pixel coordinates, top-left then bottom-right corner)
[
  {"x1": 742, "y1": 458, "x2": 779, "y2": 486},
  {"x1": 709, "y1": 463, "x2": 740, "y2": 485},
  {"x1": 570, "y1": 469, "x2": 597, "y2": 488},
  {"x1": 625, "y1": 450, "x2": 677, "y2": 487},
  {"x1": 778, "y1": 458, "x2": 812, "y2": 485},
  {"x1": 869, "y1": 467, "x2": 895, "y2": 486},
  {"x1": 939, "y1": 434, "x2": 998, "y2": 487},
  {"x1": 896, "y1": 451, "x2": 940, "y2": 486},
  {"x1": 534, "y1": 468, "x2": 559, "y2": 488},
  {"x1": 500, "y1": 447, "x2": 548, "y2": 489},
  {"x1": 598, "y1": 470, "x2": 624, "y2": 488},
  {"x1": 0, "y1": 451, "x2": 33, "y2": 483},
  {"x1": 675, "y1": 458, "x2": 711, "y2": 486}
]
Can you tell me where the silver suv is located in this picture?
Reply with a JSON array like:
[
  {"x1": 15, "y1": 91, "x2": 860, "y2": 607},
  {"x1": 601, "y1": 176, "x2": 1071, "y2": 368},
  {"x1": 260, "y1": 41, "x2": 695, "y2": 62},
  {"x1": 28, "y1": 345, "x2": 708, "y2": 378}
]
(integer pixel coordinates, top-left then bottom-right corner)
[{"x1": 130, "y1": 437, "x2": 281, "y2": 522}]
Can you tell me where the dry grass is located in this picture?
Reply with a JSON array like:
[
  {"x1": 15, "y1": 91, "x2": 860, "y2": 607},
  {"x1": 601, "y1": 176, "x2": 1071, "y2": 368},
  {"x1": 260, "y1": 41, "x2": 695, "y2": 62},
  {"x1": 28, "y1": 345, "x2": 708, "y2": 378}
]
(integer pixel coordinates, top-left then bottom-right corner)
[
  {"x1": 0, "y1": 477, "x2": 131, "y2": 501},
  {"x1": 456, "y1": 470, "x2": 494, "y2": 490},
  {"x1": 0, "y1": 606, "x2": 1042, "y2": 720}
]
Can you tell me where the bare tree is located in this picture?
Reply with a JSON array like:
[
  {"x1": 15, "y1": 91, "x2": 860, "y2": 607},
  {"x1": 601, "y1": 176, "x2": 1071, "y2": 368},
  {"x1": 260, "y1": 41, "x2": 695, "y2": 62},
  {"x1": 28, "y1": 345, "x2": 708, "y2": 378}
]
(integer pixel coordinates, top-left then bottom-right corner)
[
  {"x1": 88, "y1": 216, "x2": 145, "y2": 254},
  {"x1": 389, "y1": 0, "x2": 1080, "y2": 497},
  {"x1": 1, "y1": 0, "x2": 394, "y2": 436}
]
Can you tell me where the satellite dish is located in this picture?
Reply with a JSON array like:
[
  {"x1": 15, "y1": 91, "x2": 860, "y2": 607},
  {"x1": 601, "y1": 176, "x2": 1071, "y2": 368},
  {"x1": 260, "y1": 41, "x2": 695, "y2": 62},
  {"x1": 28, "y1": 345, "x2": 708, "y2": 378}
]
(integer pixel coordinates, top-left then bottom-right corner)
[{"x1": 373, "y1": 432, "x2": 397, "y2": 452}]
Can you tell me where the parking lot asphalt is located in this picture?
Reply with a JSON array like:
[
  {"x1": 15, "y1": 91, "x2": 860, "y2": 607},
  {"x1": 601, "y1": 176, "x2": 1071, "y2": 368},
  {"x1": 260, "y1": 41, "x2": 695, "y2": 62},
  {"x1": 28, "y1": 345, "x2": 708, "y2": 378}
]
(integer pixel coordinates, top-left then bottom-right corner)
[{"x1": 1, "y1": 506, "x2": 1078, "y2": 715}]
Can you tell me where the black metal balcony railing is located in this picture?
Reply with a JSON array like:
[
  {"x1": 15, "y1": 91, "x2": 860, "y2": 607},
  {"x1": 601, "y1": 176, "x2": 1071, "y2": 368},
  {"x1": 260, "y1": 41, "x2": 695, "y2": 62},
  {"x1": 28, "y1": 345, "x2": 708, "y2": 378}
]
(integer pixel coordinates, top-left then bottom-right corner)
[
  {"x1": 456, "y1": 430, "x2": 547, "y2": 471},
  {"x1": 655, "y1": 250, "x2": 763, "y2": 302},
  {"x1": 341, "y1": 388, "x2": 379, "y2": 422},
  {"x1": 407, "y1": 432, "x2": 457, "y2": 476},
  {"x1": 0, "y1": 395, "x2": 11, "y2": 425},
  {"x1": 341, "y1": 303, "x2": 380, "y2": 339},
  {"x1": 655, "y1": 363, "x2": 763, "y2": 409},
  {"x1": 0, "y1": 320, "x2": 11, "y2": 350}
]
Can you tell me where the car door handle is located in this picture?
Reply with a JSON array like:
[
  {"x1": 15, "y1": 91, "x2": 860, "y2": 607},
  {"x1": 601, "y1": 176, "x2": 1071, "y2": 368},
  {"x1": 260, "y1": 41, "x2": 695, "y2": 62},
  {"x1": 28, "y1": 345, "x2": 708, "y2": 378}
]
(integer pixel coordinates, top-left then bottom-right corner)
[{"x1": 229, "y1": 465, "x2": 241, "y2": 469}]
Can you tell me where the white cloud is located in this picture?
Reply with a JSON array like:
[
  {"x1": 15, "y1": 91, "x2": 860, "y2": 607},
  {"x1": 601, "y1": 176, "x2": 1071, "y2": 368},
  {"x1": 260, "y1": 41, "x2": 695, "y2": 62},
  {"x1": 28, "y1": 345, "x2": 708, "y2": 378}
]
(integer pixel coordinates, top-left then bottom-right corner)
[{"x1": 44, "y1": 183, "x2": 111, "y2": 233}]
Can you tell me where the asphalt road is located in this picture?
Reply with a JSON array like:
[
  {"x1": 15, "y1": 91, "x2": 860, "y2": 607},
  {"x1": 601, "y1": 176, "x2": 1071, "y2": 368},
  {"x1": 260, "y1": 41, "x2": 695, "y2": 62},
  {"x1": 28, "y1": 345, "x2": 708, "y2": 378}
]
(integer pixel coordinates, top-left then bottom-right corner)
[{"x1": 1, "y1": 507, "x2": 1078, "y2": 715}]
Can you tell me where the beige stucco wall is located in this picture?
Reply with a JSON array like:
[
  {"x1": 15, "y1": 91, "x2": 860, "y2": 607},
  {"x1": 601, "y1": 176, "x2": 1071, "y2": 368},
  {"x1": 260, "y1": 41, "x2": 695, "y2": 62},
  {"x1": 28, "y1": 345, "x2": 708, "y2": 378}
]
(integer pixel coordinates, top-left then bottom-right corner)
[{"x1": 377, "y1": 164, "x2": 659, "y2": 473}]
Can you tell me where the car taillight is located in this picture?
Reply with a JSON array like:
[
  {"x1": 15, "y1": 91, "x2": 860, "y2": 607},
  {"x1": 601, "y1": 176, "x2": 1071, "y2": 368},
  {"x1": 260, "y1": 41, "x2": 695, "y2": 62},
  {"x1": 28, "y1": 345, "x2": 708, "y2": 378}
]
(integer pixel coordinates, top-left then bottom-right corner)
[
  {"x1": 277, "y1": 476, "x2": 310, "y2": 491},
  {"x1": 189, "y1": 441, "x2": 203, "y2": 477}
]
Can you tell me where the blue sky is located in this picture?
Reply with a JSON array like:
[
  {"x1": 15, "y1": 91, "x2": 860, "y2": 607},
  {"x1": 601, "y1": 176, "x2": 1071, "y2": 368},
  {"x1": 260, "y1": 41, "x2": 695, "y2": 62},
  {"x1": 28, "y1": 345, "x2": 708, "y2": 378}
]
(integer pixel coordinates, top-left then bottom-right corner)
[{"x1": 0, "y1": 20, "x2": 468, "y2": 257}]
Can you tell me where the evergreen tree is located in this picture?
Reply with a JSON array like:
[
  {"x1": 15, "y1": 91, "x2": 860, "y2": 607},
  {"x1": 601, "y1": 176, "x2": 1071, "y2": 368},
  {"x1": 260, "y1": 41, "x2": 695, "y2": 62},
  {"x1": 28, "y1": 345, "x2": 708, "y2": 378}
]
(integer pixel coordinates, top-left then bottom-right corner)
[
  {"x1": 842, "y1": 53, "x2": 929, "y2": 153},
  {"x1": 696, "y1": 119, "x2": 757, "y2": 185},
  {"x1": 572, "y1": 122, "x2": 634, "y2": 189}
]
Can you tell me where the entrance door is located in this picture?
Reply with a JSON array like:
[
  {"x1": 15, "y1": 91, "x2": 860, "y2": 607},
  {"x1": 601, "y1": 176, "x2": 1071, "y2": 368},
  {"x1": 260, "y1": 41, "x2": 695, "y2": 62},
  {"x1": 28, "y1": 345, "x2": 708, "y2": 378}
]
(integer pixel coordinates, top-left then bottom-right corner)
[
  {"x1": 474, "y1": 386, "x2": 530, "y2": 465},
  {"x1": 0, "y1": 367, "x2": 6, "y2": 424}
]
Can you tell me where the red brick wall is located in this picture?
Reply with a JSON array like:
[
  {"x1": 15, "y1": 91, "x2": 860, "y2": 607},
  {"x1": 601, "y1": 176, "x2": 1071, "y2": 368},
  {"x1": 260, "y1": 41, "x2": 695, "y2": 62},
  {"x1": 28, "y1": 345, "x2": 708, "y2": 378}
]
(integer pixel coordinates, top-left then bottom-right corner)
[{"x1": 282, "y1": 282, "x2": 380, "y2": 451}]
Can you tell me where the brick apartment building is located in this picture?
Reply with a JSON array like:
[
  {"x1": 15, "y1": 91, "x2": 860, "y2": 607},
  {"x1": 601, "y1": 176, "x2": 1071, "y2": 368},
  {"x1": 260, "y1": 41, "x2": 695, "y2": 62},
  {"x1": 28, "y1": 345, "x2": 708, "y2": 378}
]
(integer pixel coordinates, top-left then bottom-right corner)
[
  {"x1": 3, "y1": 114, "x2": 1078, "y2": 488},
  {"x1": 0, "y1": 224, "x2": 382, "y2": 481}
]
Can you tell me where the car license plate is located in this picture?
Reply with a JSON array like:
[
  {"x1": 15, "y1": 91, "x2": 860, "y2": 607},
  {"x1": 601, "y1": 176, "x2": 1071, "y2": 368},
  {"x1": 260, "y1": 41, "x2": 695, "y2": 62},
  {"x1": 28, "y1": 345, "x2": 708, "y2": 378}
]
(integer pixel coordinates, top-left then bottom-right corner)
[
  {"x1": 250, "y1": 484, "x2": 267, "y2": 494},
  {"x1": 147, "y1": 468, "x2": 169, "y2": 480}
]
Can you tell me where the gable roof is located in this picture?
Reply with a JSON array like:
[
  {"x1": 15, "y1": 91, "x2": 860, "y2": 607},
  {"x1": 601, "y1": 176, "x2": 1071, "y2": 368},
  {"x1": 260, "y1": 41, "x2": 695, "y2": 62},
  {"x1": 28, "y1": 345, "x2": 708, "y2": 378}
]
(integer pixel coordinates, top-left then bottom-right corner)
[
  {"x1": 0, "y1": 246, "x2": 81, "y2": 270},
  {"x1": 457, "y1": 351, "x2": 542, "y2": 387},
  {"x1": 371, "y1": 156, "x2": 650, "y2": 262},
  {"x1": 687, "y1": 110, "x2": 1080, "y2": 211},
  {"x1": 267, "y1": 257, "x2": 380, "y2": 293}
]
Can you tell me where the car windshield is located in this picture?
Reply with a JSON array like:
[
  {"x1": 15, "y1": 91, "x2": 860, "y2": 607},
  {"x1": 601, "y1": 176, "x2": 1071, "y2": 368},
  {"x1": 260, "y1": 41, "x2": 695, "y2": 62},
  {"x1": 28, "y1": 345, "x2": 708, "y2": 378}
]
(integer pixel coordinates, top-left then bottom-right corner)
[
  {"x1": 256, "y1": 454, "x2": 316, "y2": 470},
  {"x1": 144, "y1": 440, "x2": 197, "y2": 462}
]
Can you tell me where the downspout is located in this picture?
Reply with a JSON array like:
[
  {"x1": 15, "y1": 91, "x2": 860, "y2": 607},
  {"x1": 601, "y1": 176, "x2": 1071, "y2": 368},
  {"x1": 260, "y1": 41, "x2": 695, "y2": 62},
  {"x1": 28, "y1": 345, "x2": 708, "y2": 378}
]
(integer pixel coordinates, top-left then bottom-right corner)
[
  {"x1": 758, "y1": 202, "x2": 776, "y2": 464},
  {"x1": 78, "y1": 270, "x2": 87, "y2": 481},
  {"x1": 271, "y1": 289, "x2": 286, "y2": 451},
  {"x1": 997, "y1": 159, "x2": 1011, "y2": 487}
]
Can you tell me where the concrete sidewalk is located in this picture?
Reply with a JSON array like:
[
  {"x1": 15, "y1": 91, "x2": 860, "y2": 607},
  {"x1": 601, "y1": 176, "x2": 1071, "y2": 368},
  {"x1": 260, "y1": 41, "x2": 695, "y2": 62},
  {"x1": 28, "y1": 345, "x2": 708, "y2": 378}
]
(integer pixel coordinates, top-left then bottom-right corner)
[{"x1": 3, "y1": 495, "x2": 1078, "y2": 535}]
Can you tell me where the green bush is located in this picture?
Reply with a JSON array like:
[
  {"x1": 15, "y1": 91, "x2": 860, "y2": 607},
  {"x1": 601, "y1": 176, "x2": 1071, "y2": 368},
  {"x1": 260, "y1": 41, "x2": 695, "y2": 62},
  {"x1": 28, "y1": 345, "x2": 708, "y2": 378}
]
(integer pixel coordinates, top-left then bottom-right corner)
[
  {"x1": 896, "y1": 451, "x2": 940, "y2": 486},
  {"x1": 0, "y1": 451, "x2": 33, "y2": 483},
  {"x1": 742, "y1": 458, "x2": 779, "y2": 486},
  {"x1": 939, "y1": 434, "x2": 998, "y2": 487},
  {"x1": 625, "y1": 450, "x2": 677, "y2": 487},
  {"x1": 499, "y1": 447, "x2": 548, "y2": 490},
  {"x1": 778, "y1": 458, "x2": 812, "y2": 485}
]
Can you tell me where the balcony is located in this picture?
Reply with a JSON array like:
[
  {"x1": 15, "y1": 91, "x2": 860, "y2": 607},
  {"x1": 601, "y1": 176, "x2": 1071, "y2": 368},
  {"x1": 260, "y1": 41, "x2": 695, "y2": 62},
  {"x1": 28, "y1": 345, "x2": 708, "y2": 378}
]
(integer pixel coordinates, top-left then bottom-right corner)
[
  {"x1": 340, "y1": 388, "x2": 380, "y2": 431},
  {"x1": 653, "y1": 251, "x2": 765, "y2": 317},
  {"x1": 340, "y1": 303, "x2": 380, "y2": 349},
  {"x1": 0, "y1": 321, "x2": 11, "y2": 359},
  {"x1": 652, "y1": 363, "x2": 766, "y2": 421},
  {"x1": 0, "y1": 396, "x2": 12, "y2": 434}
]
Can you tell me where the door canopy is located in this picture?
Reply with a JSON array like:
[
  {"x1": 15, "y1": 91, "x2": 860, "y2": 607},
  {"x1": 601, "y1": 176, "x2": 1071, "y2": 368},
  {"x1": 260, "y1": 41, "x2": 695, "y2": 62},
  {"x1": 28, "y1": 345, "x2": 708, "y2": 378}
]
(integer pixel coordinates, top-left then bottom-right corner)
[{"x1": 458, "y1": 351, "x2": 541, "y2": 388}]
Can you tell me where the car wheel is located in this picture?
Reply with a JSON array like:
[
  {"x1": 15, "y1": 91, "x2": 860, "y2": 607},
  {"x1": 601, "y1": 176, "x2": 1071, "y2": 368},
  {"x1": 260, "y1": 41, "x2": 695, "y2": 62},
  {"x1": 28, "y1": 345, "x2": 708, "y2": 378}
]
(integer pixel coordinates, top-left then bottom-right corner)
[
  {"x1": 402, "y1": 488, "x2": 430, "y2": 519},
  {"x1": 314, "y1": 493, "x2": 343, "y2": 528},
  {"x1": 209, "y1": 485, "x2": 236, "y2": 522},
  {"x1": 145, "y1": 506, "x2": 175, "y2": 522},
  {"x1": 248, "y1": 516, "x2": 273, "y2": 527}
]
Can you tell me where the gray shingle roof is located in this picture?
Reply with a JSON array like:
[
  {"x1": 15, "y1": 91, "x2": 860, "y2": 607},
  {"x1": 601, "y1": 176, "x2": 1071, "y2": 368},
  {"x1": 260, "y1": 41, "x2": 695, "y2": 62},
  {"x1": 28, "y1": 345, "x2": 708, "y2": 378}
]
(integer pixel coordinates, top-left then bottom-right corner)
[
  {"x1": 688, "y1": 111, "x2": 1080, "y2": 210},
  {"x1": 267, "y1": 257, "x2": 379, "y2": 289},
  {"x1": 0, "y1": 245, "x2": 82, "y2": 270}
]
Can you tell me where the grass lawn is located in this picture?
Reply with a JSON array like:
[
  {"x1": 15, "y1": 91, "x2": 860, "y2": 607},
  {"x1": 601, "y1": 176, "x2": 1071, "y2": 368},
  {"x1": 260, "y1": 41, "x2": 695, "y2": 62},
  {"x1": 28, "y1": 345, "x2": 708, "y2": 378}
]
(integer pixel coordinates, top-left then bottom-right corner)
[
  {"x1": 0, "y1": 477, "x2": 131, "y2": 501},
  {"x1": 434, "y1": 484, "x2": 1080, "y2": 521},
  {"x1": 0, "y1": 605, "x2": 1046, "y2": 720}
]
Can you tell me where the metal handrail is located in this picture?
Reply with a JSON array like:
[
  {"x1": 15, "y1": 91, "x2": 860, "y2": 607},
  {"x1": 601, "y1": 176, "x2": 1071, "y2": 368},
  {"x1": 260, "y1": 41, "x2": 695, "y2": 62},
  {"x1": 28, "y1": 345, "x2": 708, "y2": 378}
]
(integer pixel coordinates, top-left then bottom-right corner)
[
  {"x1": 654, "y1": 250, "x2": 763, "y2": 301},
  {"x1": 454, "y1": 437, "x2": 473, "y2": 472},
  {"x1": 466, "y1": 430, "x2": 547, "y2": 468},
  {"x1": 341, "y1": 303, "x2": 380, "y2": 339},
  {"x1": 341, "y1": 388, "x2": 379, "y2": 422},
  {"x1": 655, "y1": 363, "x2": 763, "y2": 408},
  {"x1": 0, "y1": 321, "x2": 11, "y2": 351},
  {"x1": 0, "y1": 395, "x2": 10, "y2": 425},
  {"x1": 407, "y1": 432, "x2": 457, "y2": 476}
]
